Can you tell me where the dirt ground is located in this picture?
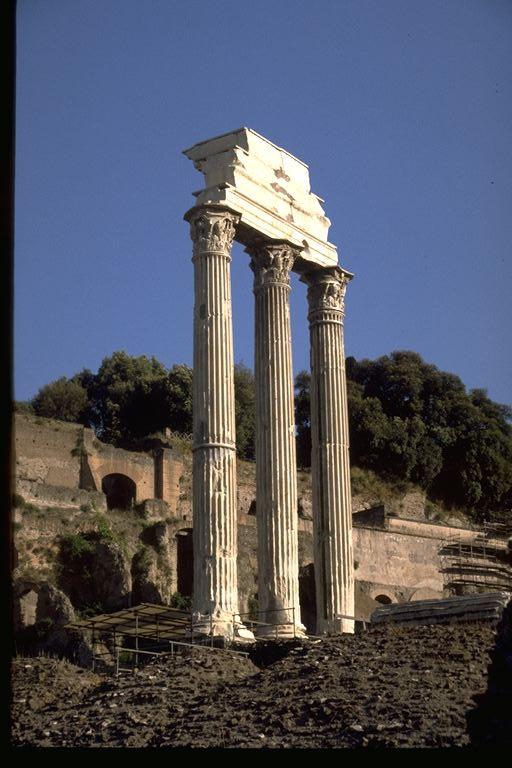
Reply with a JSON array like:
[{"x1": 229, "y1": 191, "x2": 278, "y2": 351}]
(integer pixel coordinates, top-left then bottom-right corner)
[{"x1": 10, "y1": 620, "x2": 511, "y2": 748}]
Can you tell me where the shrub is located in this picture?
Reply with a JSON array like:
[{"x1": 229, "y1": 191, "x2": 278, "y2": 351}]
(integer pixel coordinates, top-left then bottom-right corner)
[
  {"x1": 12, "y1": 494, "x2": 38, "y2": 514},
  {"x1": 132, "y1": 546, "x2": 153, "y2": 578},
  {"x1": 170, "y1": 592, "x2": 192, "y2": 611},
  {"x1": 32, "y1": 377, "x2": 89, "y2": 423},
  {"x1": 248, "y1": 593, "x2": 259, "y2": 621}
]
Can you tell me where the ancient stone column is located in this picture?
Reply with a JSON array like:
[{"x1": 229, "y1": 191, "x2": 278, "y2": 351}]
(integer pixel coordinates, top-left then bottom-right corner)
[
  {"x1": 186, "y1": 205, "x2": 252, "y2": 640},
  {"x1": 303, "y1": 267, "x2": 354, "y2": 634},
  {"x1": 248, "y1": 241, "x2": 306, "y2": 638}
]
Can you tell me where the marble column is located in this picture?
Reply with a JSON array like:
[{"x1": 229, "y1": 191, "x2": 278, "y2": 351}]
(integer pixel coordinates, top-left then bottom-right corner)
[
  {"x1": 186, "y1": 205, "x2": 252, "y2": 640},
  {"x1": 248, "y1": 241, "x2": 306, "y2": 638},
  {"x1": 303, "y1": 267, "x2": 354, "y2": 634}
]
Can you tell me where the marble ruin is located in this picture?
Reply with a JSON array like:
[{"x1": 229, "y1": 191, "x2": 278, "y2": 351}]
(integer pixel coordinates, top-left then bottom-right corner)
[{"x1": 183, "y1": 128, "x2": 354, "y2": 639}]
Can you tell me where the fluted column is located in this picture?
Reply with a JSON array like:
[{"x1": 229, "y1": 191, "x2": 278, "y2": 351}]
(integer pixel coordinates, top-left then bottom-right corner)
[
  {"x1": 248, "y1": 241, "x2": 306, "y2": 638},
  {"x1": 303, "y1": 267, "x2": 354, "y2": 634},
  {"x1": 186, "y1": 205, "x2": 252, "y2": 640}
]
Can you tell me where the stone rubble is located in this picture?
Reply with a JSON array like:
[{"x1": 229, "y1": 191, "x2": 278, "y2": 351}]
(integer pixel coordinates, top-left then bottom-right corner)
[{"x1": 11, "y1": 621, "x2": 510, "y2": 748}]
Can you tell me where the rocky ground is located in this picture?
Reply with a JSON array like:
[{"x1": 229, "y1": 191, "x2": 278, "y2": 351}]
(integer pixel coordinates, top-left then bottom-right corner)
[{"x1": 11, "y1": 620, "x2": 511, "y2": 748}]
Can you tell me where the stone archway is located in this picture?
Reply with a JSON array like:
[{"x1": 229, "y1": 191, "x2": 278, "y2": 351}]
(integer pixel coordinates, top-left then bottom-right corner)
[
  {"x1": 101, "y1": 473, "x2": 136, "y2": 510},
  {"x1": 410, "y1": 587, "x2": 441, "y2": 601},
  {"x1": 374, "y1": 594, "x2": 393, "y2": 605},
  {"x1": 176, "y1": 528, "x2": 193, "y2": 598}
]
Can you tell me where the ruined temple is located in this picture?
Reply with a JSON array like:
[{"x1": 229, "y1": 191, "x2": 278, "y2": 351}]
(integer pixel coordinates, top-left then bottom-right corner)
[{"x1": 13, "y1": 130, "x2": 512, "y2": 645}]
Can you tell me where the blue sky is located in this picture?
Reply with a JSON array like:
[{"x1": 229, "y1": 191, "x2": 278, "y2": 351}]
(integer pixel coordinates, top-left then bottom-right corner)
[{"x1": 15, "y1": 0, "x2": 512, "y2": 405}]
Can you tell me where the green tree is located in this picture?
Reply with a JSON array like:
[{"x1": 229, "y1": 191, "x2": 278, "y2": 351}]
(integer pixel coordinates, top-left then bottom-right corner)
[
  {"x1": 295, "y1": 370, "x2": 312, "y2": 468},
  {"x1": 32, "y1": 377, "x2": 89, "y2": 423},
  {"x1": 14, "y1": 401, "x2": 34, "y2": 415},
  {"x1": 347, "y1": 351, "x2": 512, "y2": 517},
  {"x1": 298, "y1": 351, "x2": 512, "y2": 519},
  {"x1": 234, "y1": 363, "x2": 255, "y2": 460},
  {"x1": 167, "y1": 364, "x2": 193, "y2": 434},
  {"x1": 89, "y1": 351, "x2": 168, "y2": 445}
]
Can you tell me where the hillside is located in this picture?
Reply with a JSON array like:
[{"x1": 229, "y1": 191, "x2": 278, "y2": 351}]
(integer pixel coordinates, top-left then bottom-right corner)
[{"x1": 24, "y1": 349, "x2": 512, "y2": 523}]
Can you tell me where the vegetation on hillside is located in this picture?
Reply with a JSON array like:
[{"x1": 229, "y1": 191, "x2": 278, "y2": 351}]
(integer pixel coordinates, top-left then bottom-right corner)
[
  {"x1": 296, "y1": 352, "x2": 512, "y2": 521},
  {"x1": 20, "y1": 349, "x2": 512, "y2": 521}
]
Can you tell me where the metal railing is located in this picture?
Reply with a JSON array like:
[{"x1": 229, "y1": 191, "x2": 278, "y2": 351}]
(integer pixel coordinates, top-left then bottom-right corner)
[
  {"x1": 234, "y1": 607, "x2": 367, "y2": 638},
  {"x1": 234, "y1": 607, "x2": 298, "y2": 639},
  {"x1": 334, "y1": 613, "x2": 367, "y2": 631},
  {"x1": 113, "y1": 637, "x2": 249, "y2": 675}
]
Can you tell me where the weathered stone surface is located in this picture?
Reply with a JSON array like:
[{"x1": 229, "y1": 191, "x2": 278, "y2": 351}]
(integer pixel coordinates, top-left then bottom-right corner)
[
  {"x1": 131, "y1": 553, "x2": 167, "y2": 605},
  {"x1": 138, "y1": 498, "x2": 170, "y2": 522},
  {"x1": 187, "y1": 206, "x2": 250, "y2": 640},
  {"x1": 14, "y1": 415, "x2": 82, "y2": 488},
  {"x1": 184, "y1": 129, "x2": 352, "y2": 638},
  {"x1": 303, "y1": 266, "x2": 354, "y2": 634},
  {"x1": 16, "y1": 479, "x2": 107, "y2": 511},
  {"x1": 14, "y1": 579, "x2": 75, "y2": 633},
  {"x1": 249, "y1": 241, "x2": 305, "y2": 638},
  {"x1": 371, "y1": 592, "x2": 510, "y2": 626},
  {"x1": 56, "y1": 540, "x2": 132, "y2": 613},
  {"x1": 11, "y1": 621, "x2": 502, "y2": 748},
  {"x1": 13, "y1": 579, "x2": 79, "y2": 657},
  {"x1": 183, "y1": 128, "x2": 338, "y2": 268},
  {"x1": 14, "y1": 413, "x2": 183, "y2": 512},
  {"x1": 90, "y1": 542, "x2": 132, "y2": 611}
]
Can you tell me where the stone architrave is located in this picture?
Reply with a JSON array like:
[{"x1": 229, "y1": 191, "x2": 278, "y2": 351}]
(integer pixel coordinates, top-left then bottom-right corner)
[
  {"x1": 248, "y1": 241, "x2": 306, "y2": 638},
  {"x1": 183, "y1": 127, "x2": 339, "y2": 268},
  {"x1": 186, "y1": 205, "x2": 252, "y2": 640},
  {"x1": 303, "y1": 267, "x2": 355, "y2": 634}
]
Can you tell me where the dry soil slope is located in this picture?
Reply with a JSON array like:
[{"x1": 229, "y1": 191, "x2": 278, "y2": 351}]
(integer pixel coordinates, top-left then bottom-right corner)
[{"x1": 11, "y1": 620, "x2": 511, "y2": 748}]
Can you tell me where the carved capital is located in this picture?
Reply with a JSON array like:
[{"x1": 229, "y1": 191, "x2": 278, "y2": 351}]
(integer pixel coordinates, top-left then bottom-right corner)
[
  {"x1": 302, "y1": 267, "x2": 352, "y2": 323},
  {"x1": 247, "y1": 242, "x2": 298, "y2": 292},
  {"x1": 188, "y1": 207, "x2": 239, "y2": 256}
]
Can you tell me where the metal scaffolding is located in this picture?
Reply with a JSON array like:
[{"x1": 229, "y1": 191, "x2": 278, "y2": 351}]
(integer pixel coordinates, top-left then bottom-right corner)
[
  {"x1": 66, "y1": 603, "x2": 249, "y2": 674},
  {"x1": 438, "y1": 522, "x2": 512, "y2": 595}
]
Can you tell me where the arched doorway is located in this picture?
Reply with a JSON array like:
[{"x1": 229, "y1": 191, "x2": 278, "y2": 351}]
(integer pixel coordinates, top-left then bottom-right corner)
[
  {"x1": 101, "y1": 473, "x2": 136, "y2": 510},
  {"x1": 176, "y1": 528, "x2": 193, "y2": 598},
  {"x1": 374, "y1": 594, "x2": 393, "y2": 605}
]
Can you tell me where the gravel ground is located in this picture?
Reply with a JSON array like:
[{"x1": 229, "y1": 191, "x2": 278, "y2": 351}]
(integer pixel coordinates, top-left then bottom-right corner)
[{"x1": 11, "y1": 621, "x2": 511, "y2": 748}]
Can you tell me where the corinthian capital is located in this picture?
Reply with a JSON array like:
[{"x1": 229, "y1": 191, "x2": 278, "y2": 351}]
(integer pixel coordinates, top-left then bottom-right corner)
[
  {"x1": 247, "y1": 242, "x2": 299, "y2": 291},
  {"x1": 187, "y1": 207, "x2": 239, "y2": 255},
  {"x1": 302, "y1": 267, "x2": 353, "y2": 321}
]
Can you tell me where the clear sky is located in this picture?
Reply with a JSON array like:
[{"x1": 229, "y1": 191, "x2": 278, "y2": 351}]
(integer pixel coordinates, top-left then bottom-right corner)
[{"x1": 15, "y1": 0, "x2": 512, "y2": 406}]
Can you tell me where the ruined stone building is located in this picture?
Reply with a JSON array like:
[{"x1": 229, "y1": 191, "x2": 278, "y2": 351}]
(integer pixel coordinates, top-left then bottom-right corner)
[
  {"x1": 13, "y1": 130, "x2": 512, "y2": 642},
  {"x1": 13, "y1": 412, "x2": 512, "y2": 637}
]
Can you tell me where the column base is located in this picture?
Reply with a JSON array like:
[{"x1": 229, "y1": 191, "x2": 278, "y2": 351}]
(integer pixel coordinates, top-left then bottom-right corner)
[
  {"x1": 191, "y1": 612, "x2": 255, "y2": 642},
  {"x1": 255, "y1": 622, "x2": 307, "y2": 640},
  {"x1": 316, "y1": 616, "x2": 355, "y2": 636}
]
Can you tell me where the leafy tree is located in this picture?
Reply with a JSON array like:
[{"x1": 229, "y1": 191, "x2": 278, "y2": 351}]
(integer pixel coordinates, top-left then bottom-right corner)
[
  {"x1": 14, "y1": 401, "x2": 34, "y2": 415},
  {"x1": 167, "y1": 364, "x2": 193, "y2": 435},
  {"x1": 234, "y1": 363, "x2": 255, "y2": 460},
  {"x1": 28, "y1": 347, "x2": 512, "y2": 520},
  {"x1": 89, "y1": 351, "x2": 168, "y2": 444},
  {"x1": 298, "y1": 351, "x2": 512, "y2": 519},
  {"x1": 32, "y1": 377, "x2": 89, "y2": 423},
  {"x1": 295, "y1": 370, "x2": 312, "y2": 468},
  {"x1": 28, "y1": 352, "x2": 257, "y2": 456}
]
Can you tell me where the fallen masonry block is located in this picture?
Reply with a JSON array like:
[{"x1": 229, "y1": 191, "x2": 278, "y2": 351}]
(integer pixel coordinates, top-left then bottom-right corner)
[{"x1": 371, "y1": 591, "x2": 510, "y2": 626}]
